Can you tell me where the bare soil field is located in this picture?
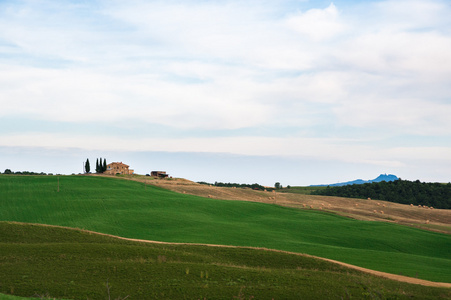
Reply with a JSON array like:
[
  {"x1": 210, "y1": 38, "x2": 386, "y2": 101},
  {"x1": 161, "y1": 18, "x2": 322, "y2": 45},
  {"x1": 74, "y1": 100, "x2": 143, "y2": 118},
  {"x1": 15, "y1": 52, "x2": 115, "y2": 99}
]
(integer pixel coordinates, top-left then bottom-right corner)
[{"x1": 128, "y1": 175, "x2": 451, "y2": 234}]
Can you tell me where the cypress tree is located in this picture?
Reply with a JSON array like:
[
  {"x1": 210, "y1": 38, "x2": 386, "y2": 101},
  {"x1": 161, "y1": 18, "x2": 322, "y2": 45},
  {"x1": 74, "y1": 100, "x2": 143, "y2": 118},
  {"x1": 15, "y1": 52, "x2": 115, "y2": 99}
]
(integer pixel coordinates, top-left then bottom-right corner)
[
  {"x1": 85, "y1": 159, "x2": 90, "y2": 173},
  {"x1": 96, "y1": 159, "x2": 99, "y2": 173},
  {"x1": 103, "y1": 158, "x2": 107, "y2": 172}
]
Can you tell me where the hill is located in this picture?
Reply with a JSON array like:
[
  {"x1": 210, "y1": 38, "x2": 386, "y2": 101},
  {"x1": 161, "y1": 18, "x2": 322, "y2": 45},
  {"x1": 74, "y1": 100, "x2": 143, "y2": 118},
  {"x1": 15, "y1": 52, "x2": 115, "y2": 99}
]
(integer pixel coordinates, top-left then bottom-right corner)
[
  {"x1": 1, "y1": 222, "x2": 450, "y2": 300},
  {"x1": 312, "y1": 179, "x2": 451, "y2": 209},
  {"x1": 311, "y1": 174, "x2": 399, "y2": 187},
  {"x1": 137, "y1": 175, "x2": 451, "y2": 234},
  {"x1": 1, "y1": 174, "x2": 450, "y2": 284}
]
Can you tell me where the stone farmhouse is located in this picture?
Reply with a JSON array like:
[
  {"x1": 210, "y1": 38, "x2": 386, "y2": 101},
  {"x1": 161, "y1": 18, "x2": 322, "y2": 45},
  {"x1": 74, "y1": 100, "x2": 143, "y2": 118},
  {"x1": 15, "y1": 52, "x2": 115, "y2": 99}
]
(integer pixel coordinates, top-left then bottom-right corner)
[{"x1": 104, "y1": 162, "x2": 134, "y2": 175}]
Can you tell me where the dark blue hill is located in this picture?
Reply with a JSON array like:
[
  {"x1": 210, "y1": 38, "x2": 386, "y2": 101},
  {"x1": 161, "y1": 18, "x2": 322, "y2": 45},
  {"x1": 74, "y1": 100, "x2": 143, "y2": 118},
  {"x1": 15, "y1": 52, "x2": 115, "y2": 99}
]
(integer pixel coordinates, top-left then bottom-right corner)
[{"x1": 312, "y1": 174, "x2": 398, "y2": 187}]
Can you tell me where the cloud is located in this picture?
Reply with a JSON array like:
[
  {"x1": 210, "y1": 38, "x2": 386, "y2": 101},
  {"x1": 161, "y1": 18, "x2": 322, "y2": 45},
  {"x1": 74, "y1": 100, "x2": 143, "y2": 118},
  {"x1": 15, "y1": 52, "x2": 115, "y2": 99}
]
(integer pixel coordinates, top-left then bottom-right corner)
[
  {"x1": 1, "y1": 0, "x2": 451, "y2": 183},
  {"x1": 373, "y1": 0, "x2": 451, "y2": 31},
  {"x1": 3, "y1": 132, "x2": 449, "y2": 170},
  {"x1": 285, "y1": 3, "x2": 346, "y2": 41}
]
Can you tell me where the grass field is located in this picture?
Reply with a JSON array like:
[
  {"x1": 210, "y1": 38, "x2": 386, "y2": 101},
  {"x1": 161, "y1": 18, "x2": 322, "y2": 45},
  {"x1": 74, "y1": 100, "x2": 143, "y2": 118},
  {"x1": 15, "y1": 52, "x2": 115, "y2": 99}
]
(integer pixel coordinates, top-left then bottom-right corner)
[
  {"x1": 141, "y1": 175, "x2": 451, "y2": 233},
  {"x1": 1, "y1": 175, "x2": 450, "y2": 284},
  {"x1": 1, "y1": 222, "x2": 450, "y2": 300}
]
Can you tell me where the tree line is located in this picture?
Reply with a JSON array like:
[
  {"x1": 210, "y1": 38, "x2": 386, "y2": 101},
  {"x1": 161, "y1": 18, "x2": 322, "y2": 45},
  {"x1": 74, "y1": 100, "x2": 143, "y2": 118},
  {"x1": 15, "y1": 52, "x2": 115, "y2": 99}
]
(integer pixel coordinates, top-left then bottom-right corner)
[
  {"x1": 198, "y1": 181, "x2": 269, "y2": 191},
  {"x1": 84, "y1": 158, "x2": 107, "y2": 174},
  {"x1": 1, "y1": 169, "x2": 53, "y2": 175},
  {"x1": 311, "y1": 179, "x2": 451, "y2": 209}
]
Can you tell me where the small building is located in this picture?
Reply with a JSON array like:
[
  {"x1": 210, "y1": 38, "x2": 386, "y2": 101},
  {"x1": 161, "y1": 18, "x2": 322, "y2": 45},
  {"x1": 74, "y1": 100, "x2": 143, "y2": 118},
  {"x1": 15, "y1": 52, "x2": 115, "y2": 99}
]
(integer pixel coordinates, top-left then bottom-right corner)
[
  {"x1": 151, "y1": 171, "x2": 168, "y2": 178},
  {"x1": 105, "y1": 162, "x2": 134, "y2": 175}
]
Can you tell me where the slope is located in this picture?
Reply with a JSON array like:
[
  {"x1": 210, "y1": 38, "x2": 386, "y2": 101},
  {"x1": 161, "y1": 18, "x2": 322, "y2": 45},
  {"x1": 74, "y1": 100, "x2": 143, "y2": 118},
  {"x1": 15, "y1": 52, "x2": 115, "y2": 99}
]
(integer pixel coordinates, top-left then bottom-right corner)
[
  {"x1": 1, "y1": 222, "x2": 450, "y2": 300},
  {"x1": 0, "y1": 175, "x2": 450, "y2": 283}
]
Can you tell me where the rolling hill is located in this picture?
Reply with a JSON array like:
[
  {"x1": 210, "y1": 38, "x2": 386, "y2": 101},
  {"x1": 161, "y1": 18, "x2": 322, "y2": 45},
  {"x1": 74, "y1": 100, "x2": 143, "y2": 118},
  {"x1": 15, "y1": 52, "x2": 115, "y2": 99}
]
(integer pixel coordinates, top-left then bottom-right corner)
[
  {"x1": 1, "y1": 174, "x2": 450, "y2": 285},
  {"x1": 2, "y1": 222, "x2": 450, "y2": 299}
]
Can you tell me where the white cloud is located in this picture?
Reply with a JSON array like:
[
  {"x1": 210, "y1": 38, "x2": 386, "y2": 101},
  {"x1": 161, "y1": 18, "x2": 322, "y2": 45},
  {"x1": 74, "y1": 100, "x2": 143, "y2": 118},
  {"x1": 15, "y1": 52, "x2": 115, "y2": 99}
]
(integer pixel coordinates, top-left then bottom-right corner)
[
  {"x1": 1, "y1": 0, "x2": 451, "y2": 182},
  {"x1": 285, "y1": 3, "x2": 346, "y2": 41},
  {"x1": 3, "y1": 132, "x2": 449, "y2": 170},
  {"x1": 334, "y1": 95, "x2": 451, "y2": 135},
  {"x1": 0, "y1": 63, "x2": 276, "y2": 129},
  {"x1": 335, "y1": 30, "x2": 451, "y2": 78},
  {"x1": 373, "y1": 0, "x2": 451, "y2": 31}
]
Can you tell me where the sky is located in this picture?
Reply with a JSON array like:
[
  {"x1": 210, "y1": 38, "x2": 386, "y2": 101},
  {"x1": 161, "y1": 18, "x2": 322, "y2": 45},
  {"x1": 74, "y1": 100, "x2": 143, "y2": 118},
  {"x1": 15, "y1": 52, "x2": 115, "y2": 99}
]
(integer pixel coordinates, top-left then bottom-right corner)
[{"x1": 0, "y1": 0, "x2": 450, "y2": 186}]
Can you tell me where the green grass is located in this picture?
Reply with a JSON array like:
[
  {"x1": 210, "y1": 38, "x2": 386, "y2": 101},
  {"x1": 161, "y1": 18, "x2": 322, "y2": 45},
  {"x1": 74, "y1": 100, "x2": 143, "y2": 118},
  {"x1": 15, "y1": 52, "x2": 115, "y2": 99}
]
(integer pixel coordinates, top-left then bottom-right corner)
[
  {"x1": 1, "y1": 175, "x2": 450, "y2": 283},
  {"x1": 1, "y1": 222, "x2": 450, "y2": 300},
  {"x1": 0, "y1": 295, "x2": 52, "y2": 300},
  {"x1": 0, "y1": 295, "x2": 43, "y2": 300},
  {"x1": 0, "y1": 294, "x2": 69, "y2": 300}
]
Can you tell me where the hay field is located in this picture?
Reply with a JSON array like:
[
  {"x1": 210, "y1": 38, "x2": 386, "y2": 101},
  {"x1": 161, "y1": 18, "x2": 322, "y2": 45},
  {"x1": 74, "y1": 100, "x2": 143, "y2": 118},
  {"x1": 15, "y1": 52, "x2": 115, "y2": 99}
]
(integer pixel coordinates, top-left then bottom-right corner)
[{"x1": 137, "y1": 176, "x2": 451, "y2": 233}]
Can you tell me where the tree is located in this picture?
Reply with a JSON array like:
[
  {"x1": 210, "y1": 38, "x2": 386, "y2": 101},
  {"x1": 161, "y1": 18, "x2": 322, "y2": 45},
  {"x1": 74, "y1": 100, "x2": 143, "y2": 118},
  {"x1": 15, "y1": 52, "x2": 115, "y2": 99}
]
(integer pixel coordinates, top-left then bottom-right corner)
[
  {"x1": 85, "y1": 159, "x2": 91, "y2": 173},
  {"x1": 4, "y1": 169, "x2": 12, "y2": 174},
  {"x1": 94, "y1": 157, "x2": 107, "y2": 173},
  {"x1": 275, "y1": 182, "x2": 281, "y2": 189}
]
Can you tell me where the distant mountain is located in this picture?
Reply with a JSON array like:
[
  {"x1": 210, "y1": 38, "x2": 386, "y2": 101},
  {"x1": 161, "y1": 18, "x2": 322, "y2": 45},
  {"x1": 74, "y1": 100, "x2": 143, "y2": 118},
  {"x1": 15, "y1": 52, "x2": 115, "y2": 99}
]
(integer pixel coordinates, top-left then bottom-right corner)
[
  {"x1": 312, "y1": 174, "x2": 398, "y2": 187},
  {"x1": 371, "y1": 174, "x2": 399, "y2": 183}
]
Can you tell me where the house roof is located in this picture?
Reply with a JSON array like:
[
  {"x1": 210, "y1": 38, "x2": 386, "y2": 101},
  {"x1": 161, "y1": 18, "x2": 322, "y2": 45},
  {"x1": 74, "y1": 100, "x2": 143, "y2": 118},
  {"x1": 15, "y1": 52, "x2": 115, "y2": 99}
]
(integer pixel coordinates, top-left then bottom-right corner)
[{"x1": 107, "y1": 162, "x2": 129, "y2": 167}]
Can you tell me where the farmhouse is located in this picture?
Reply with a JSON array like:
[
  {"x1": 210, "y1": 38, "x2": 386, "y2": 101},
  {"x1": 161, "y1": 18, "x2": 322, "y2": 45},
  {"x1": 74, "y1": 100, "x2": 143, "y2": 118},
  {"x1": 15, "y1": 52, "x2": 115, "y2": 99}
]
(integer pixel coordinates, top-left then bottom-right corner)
[
  {"x1": 104, "y1": 162, "x2": 134, "y2": 175},
  {"x1": 151, "y1": 171, "x2": 169, "y2": 178}
]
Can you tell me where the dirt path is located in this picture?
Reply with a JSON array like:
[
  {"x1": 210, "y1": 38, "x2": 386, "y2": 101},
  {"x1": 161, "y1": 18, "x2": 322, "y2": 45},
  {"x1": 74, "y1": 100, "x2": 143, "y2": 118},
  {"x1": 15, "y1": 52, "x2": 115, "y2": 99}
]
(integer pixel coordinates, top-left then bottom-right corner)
[{"x1": 13, "y1": 222, "x2": 451, "y2": 288}]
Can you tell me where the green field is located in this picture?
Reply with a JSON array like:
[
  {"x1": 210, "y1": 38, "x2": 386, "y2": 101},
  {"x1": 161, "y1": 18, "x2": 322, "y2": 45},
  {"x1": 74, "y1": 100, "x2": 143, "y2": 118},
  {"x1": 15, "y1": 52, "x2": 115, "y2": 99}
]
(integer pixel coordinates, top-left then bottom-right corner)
[
  {"x1": 1, "y1": 222, "x2": 450, "y2": 300},
  {"x1": 1, "y1": 175, "x2": 450, "y2": 284}
]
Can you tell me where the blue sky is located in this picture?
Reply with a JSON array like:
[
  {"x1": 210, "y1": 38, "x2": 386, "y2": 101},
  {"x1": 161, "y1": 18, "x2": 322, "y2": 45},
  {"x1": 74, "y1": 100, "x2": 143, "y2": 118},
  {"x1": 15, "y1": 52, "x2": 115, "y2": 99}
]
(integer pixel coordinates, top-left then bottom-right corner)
[{"x1": 1, "y1": 0, "x2": 450, "y2": 186}]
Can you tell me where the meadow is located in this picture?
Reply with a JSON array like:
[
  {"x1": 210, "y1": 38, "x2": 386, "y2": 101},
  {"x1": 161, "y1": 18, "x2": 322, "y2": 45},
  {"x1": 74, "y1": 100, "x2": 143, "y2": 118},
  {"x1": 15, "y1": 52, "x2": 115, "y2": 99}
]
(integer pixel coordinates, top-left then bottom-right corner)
[
  {"x1": 0, "y1": 175, "x2": 450, "y2": 284},
  {"x1": 1, "y1": 222, "x2": 450, "y2": 299}
]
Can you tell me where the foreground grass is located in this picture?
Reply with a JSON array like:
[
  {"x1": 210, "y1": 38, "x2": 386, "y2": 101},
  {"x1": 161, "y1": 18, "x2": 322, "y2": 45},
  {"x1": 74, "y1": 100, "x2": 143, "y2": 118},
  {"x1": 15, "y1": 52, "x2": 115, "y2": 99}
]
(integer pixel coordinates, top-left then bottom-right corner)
[
  {"x1": 0, "y1": 295, "x2": 51, "y2": 300},
  {"x1": 1, "y1": 175, "x2": 450, "y2": 283},
  {"x1": 0, "y1": 294, "x2": 69, "y2": 300},
  {"x1": 1, "y1": 222, "x2": 450, "y2": 300}
]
